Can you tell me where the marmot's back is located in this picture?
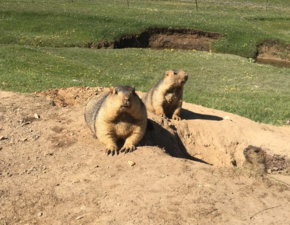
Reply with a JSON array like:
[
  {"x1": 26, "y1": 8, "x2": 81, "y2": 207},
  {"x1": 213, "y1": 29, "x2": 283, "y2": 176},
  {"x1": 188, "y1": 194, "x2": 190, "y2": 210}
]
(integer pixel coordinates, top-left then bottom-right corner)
[{"x1": 84, "y1": 91, "x2": 109, "y2": 136}]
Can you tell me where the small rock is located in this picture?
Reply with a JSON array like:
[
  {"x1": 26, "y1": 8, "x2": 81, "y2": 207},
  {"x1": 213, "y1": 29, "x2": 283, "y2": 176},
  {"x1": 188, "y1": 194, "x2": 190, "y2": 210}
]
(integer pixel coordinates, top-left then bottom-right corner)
[
  {"x1": 38, "y1": 212, "x2": 43, "y2": 217},
  {"x1": 0, "y1": 136, "x2": 8, "y2": 141},
  {"x1": 50, "y1": 100, "x2": 56, "y2": 106},
  {"x1": 34, "y1": 113, "x2": 40, "y2": 119},
  {"x1": 267, "y1": 169, "x2": 272, "y2": 174},
  {"x1": 128, "y1": 160, "x2": 136, "y2": 166},
  {"x1": 76, "y1": 216, "x2": 84, "y2": 220},
  {"x1": 285, "y1": 119, "x2": 290, "y2": 125},
  {"x1": 223, "y1": 116, "x2": 232, "y2": 121},
  {"x1": 20, "y1": 137, "x2": 28, "y2": 142}
]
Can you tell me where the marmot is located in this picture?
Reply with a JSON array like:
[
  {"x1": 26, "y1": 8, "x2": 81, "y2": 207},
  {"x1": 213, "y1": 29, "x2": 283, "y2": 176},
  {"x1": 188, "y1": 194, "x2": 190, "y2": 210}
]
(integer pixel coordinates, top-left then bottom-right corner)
[
  {"x1": 142, "y1": 70, "x2": 188, "y2": 120},
  {"x1": 243, "y1": 145, "x2": 267, "y2": 173},
  {"x1": 85, "y1": 86, "x2": 147, "y2": 155}
]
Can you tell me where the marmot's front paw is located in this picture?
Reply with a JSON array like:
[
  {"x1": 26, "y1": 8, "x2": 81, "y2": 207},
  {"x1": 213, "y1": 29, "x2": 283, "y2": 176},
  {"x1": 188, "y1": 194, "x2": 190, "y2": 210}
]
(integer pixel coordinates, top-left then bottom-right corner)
[
  {"x1": 172, "y1": 115, "x2": 181, "y2": 121},
  {"x1": 105, "y1": 145, "x2": 118, "y2": 156},
  {"x1": 120, "y1": 144, "x2": 136, "y2": 154},
  {"x1": 161, "y1": 113, "x2": 168, "y2": 119}
]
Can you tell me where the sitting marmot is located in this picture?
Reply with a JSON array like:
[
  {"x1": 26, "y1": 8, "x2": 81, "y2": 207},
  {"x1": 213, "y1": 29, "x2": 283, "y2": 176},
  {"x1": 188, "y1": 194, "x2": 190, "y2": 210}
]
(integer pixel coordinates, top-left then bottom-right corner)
[
  {"x1": 142, "y1": 70, "x2": 188, "y2": 120},
  {"x1": 85, "y1": 86, "x2": 147, "y2": 155}
]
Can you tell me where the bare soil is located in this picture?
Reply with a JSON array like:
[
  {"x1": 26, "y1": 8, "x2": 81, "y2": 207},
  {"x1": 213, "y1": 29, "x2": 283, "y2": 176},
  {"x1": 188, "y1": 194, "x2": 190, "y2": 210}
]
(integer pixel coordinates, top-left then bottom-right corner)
[
  {"x1": 256, "y1": 40, "x2": 290, "y2": 68},
  {"x1": 1, "y1": 87, "x2": 290, "y2": 225}
]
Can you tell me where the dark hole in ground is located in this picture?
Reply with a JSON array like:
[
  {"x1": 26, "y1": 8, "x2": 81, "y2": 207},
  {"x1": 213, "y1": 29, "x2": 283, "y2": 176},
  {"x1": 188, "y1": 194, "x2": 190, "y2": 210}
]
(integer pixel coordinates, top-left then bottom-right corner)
[
  {"x1": 93, "y1": 27, "x2": 222, "y2": 51},
  {"x1": 91, "y1": 27, "x2": 290, "y2": 68},
  {"x1": 255, "y1": 40, "x2": 290, "y2": 68}
]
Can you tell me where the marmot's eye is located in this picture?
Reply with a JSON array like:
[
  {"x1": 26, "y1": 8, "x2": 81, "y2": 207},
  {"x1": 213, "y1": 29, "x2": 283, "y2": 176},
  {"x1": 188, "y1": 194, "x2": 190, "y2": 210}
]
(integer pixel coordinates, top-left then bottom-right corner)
[
  {"x1": 174, "y1": 72, "x2": 178, "y2": 76},
  {"x1": 115, "y1": 91, "x2": 118, "y2": 94}
]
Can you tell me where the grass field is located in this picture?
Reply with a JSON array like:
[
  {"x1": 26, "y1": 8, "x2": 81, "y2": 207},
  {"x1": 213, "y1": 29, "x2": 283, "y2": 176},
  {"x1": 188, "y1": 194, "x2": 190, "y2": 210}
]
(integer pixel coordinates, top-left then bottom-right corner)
[{"x1": 0, "y1": 0, "x2": 290, "y2": 125}]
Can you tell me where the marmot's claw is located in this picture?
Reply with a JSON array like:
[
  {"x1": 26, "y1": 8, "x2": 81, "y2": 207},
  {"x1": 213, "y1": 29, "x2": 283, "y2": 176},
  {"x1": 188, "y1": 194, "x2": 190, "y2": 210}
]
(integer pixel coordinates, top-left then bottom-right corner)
[
  {"x1": 106, "y1": 149, "x2": 111, "y2": 155},
  {"x1": 172, "y1": 116, "x2": 181, "y2": 121},
  {"x1": 120, "y1": 145, "x2": 136, "y2": 154},
  {"x1": 161, "y1": 114, "x2": 168, "y2": 119},
  {"x1": 106, "y1": 148, "x2": 118, "y2": 156}
]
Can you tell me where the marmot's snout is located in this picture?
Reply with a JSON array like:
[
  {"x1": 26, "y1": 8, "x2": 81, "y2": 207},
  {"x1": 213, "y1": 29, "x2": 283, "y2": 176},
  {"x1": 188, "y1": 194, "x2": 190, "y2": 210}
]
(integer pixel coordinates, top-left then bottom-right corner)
[
  {"x1": 181, "y1": 74, "x2": 188, "y2": 84},
  {"x1": 122, "y1": 96, "x2": 131, "y2": 108}
]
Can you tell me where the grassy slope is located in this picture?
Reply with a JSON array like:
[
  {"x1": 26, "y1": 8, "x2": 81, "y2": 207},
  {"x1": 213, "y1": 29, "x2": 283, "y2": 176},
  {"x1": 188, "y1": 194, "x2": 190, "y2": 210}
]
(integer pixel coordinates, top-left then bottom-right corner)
[
  {"x1": 0, "y1": 0, "x2": 290, "y2": 125},
  {"x1": 1, "y1": 0, "x2": 290, "y2": 56}
]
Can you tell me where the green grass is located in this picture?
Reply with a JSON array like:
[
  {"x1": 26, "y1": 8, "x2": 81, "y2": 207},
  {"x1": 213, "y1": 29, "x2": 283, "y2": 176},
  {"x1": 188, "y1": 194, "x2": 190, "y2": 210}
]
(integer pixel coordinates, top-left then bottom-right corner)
[
  {"x1": 1, "y1": 0, "x2": 290, "y2": 56},
  {"x1": 0, "y1": 0, "x2": 290, "y2": 125},
  {"x1": 1, "y1": 45, "x2": 289, "y2": 125}
]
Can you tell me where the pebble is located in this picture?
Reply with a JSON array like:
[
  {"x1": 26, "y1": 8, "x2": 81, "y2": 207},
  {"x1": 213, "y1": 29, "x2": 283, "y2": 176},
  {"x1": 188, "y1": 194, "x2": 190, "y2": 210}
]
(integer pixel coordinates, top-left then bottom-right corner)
[
  {"x1": 128, "y1": 160, "x2": 136, "y2": 166},
  {"x1": 76, "y1": 216, "x2": 84, "y2": 220},
  {"x1": 223, "y1": 116, "x2": 232, "y2": 121}
]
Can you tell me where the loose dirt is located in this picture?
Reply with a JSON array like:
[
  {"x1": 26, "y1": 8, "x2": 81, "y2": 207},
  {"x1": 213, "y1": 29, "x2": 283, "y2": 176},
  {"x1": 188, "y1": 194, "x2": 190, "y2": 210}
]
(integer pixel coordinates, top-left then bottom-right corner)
[{"x1": 1, "y1": 87, "x2": 290, "y2": 225}]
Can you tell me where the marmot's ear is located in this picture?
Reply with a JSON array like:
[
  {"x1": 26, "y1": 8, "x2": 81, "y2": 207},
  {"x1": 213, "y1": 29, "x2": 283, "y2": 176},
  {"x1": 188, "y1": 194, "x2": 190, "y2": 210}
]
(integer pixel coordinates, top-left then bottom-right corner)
[
  {"x1": 132, "y1": 86, "x2": 135, "y2": 92},
  {"x1": 165, "y1": 71, "x2": 170, "y2": 76},
  {"x1": 110, "y1": 86, "x2": 116, "y2": 94}
]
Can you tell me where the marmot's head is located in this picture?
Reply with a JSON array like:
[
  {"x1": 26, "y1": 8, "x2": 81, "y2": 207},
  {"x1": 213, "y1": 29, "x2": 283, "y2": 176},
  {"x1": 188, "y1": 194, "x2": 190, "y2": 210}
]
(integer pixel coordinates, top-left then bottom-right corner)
[
  {"x1": 244, "y1": 145, "x2": 267, "y2": 164},
  {"x1": 109, "y1": 86, "x2": 140, "y2": 110},
  {"x1": 164, "y1": 70, "x2": 188, "y2": 87}
]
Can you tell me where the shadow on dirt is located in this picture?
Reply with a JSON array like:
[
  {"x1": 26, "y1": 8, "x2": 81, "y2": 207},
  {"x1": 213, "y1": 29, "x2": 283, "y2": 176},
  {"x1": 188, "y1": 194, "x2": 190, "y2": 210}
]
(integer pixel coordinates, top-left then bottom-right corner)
[
  {"x1": 141, "y1": 118, "x2": 212, "y2": 165},
  {"x1": 181, "y1": 108, "x2": 223, "y2": 121}
]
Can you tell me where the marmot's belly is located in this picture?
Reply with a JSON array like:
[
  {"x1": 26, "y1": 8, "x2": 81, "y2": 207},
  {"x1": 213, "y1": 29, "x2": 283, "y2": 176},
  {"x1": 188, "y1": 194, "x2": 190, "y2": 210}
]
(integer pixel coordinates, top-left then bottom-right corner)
[
  {"x1": 114, "y1": 121, "x2": 135, "y2": 139},
  {"x1": 165, "y1": 93, "x2": 178, "y2": 104}
]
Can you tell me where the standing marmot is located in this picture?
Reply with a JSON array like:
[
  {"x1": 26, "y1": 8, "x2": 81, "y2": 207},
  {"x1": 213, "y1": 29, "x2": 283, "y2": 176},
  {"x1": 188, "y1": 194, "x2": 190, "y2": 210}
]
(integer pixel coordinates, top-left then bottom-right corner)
[
  {"x1": 85, "y1": 86, "x2": 147, "y2": 155},
  {"x1": 142, "y1": 70, "x2": 188, "y2": 120}
]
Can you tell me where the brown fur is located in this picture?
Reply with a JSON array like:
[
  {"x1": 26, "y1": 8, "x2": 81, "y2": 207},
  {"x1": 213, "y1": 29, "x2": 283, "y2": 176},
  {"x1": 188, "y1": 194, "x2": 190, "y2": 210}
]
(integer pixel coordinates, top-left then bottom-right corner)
[
  {"x1": 142, "y1": 70, "x2": 188, "y2": 120},
  {"x1": 84, "y1": 86, "x2": 147, "y2": 155},
  {"x1": 243, "y1": 145, "x2": 267, "y2": 173}
]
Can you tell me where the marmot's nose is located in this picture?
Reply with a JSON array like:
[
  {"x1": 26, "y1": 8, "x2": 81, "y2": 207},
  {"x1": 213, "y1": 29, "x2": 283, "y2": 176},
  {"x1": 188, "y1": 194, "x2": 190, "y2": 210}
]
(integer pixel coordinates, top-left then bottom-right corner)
[{"x1": 123, "y1": 96, "x2": 131, "y2": 105}]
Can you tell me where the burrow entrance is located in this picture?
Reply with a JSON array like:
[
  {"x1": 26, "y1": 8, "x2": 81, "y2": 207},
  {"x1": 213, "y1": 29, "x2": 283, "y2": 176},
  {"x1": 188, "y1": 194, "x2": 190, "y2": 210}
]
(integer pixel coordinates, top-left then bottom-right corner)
[{"x1": 91, "y1": 27, "x2": 222, "y2": 51}]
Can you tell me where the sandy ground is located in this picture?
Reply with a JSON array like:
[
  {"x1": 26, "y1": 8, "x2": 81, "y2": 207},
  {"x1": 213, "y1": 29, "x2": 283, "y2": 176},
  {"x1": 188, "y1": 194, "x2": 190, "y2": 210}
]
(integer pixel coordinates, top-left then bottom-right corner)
[{"x1": 1, "y1": 87, "x2": 290, "y2": 225}]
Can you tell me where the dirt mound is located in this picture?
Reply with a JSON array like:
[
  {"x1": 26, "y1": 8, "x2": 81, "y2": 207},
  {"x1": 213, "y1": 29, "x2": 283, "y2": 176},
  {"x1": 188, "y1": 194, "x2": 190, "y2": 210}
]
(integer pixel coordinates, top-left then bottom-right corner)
[
  {"x1": 1, "y1": 87, "x2": 290, "y2": 224},
  {"x1": 35, "y1": 87, "x2": 290, "y2": 168},
  {"x1": 35, "y1": 86, "x2": 106, "y2": 107}
]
